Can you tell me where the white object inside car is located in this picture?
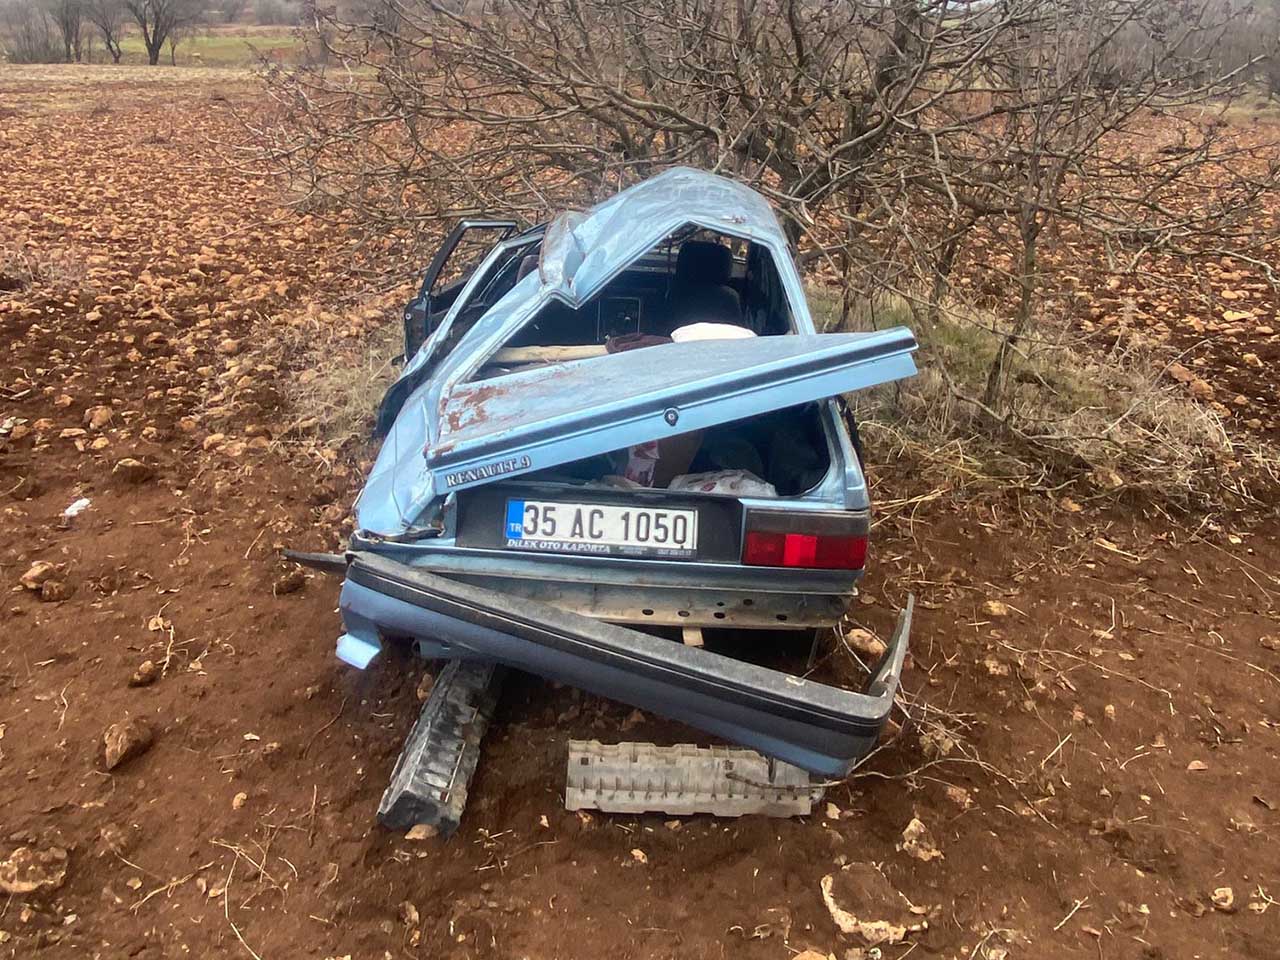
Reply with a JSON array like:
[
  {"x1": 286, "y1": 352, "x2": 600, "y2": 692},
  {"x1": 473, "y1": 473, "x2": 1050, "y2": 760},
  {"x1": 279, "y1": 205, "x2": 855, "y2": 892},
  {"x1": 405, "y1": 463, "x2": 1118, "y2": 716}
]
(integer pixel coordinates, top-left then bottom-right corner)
[
  {"x1": 670, "y1": 322, "x2": 757, "y2": 343},
  {"x1": 668, "y1": 470, "x2": 778, "y2": 498}
]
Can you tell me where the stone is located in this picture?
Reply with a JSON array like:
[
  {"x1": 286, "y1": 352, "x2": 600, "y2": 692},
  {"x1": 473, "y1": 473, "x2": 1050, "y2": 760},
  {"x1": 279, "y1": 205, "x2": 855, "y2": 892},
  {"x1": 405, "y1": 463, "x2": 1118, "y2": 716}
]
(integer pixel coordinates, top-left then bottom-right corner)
[
  {"x1": 128, "y1": 660, "x2": 159, "y2": 687},
  {"x1": 415, "y1": 672, "x2": 435, "y2": 702},
  {"x1": 844, "y1": 627, "x2": 886, "y2": 658},
  {"x1": 19, "y1": 561, "x2": 57, "y2": 591},
  {"x1": 1188, "y1": 378, "x2": 1214, "y2": 401},
  {"x1": 898, "y1": 817, "x2": 944, "y2": 861},
  {"x1": 39, "y1": 580, "x2": 73, "y2": 602},
  {"x1": 84, "y1": 405, "x2": 113, "y2": 430},
  {"x1": 0, "y1": 846, "x2": 68, "y2": 896},
  {"x1": 273, "y1": 568, "x2": 306, "y2": 595},
  {"x1": 821, "y1": 864, "x2": 928, "y2": 945},
  {"x1": 112, "y1": 457, "x2": 155, "y2": 484},
  {"x1": 103, "y1": 718, "x2": 155, "y2": 770}
]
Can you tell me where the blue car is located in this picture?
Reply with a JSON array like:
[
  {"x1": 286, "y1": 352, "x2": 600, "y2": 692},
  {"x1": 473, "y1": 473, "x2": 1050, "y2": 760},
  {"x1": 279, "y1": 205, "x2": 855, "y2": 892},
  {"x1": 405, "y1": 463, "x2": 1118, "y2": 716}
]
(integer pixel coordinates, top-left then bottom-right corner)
[{"x1": 330, "y1": 168, "x2": 917, "y2": 776}]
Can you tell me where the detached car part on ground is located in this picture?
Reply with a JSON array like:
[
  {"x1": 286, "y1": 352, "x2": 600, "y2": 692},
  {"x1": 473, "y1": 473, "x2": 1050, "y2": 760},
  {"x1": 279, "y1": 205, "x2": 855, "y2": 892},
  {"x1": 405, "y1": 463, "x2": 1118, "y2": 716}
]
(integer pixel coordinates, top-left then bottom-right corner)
[{"x1": 323, "y1": 168, "x2": 917, "y2": 779}]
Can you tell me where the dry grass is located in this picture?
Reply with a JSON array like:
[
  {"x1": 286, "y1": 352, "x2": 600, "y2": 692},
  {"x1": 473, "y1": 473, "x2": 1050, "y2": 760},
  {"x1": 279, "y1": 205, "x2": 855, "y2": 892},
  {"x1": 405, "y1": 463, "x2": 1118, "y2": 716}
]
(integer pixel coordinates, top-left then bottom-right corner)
[
  {"x1": 811, "y1": 286, "x2": 1275, "y2": 507},
  {"x1": 269, "y1": 305, "x2": 403, "y2": 452},
  {"x1": 1210, "y1": 87, "x2": 1280, "y2": 127}
]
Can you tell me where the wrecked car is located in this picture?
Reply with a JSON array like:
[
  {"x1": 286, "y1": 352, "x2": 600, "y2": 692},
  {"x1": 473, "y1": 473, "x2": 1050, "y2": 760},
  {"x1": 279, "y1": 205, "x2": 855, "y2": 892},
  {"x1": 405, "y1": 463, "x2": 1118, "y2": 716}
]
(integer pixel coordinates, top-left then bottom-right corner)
[{"x1": 330, "y1": 168, "x2": 917, "y2": 777}]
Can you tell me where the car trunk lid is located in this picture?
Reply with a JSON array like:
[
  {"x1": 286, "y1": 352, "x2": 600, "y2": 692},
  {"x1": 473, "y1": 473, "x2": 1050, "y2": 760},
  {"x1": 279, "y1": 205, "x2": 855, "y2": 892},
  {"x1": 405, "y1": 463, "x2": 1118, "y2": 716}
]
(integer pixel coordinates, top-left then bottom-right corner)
[
  {"x1": 431, "y1": 329, "x2": 914, "y2": 494},
  {"x1": 357, "y1": 328, "x2": 915, "y2": 535}
]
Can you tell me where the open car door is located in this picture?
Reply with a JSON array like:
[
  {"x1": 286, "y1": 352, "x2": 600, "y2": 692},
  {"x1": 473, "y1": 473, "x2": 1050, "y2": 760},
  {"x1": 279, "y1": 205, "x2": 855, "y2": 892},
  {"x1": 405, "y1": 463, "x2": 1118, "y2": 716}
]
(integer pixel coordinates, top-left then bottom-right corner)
[{"x1": 402, "y1": 220, "x2": 518, "y2": 359}]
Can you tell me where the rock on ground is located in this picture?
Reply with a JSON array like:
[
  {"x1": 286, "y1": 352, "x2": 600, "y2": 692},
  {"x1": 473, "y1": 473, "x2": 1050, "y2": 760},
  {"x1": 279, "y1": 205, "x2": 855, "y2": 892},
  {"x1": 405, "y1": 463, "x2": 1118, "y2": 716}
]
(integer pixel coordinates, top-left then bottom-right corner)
[
  {"x1": 103, "y1": 718, "x2": 155, "y2": 770},
  {"x1": 112, "y1": 457, "x2": 156, "y2": 484},
  {"x1": 0, "y1": 846, "x2": 69, "y2": 896}
]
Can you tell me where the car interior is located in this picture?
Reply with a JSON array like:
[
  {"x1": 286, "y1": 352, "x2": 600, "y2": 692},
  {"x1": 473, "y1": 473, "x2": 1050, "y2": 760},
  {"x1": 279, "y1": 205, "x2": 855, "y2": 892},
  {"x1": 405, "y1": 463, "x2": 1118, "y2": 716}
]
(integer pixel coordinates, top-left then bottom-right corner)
[
  {"x1": 498, "y1": 235, "x2": 792, "y2": 348},
  {"x1": 431, "y1": 229, "x2": 796, "y2": 367},
  {"x1": 454, "y1": 230, "x2": 833, "y2": 498}
]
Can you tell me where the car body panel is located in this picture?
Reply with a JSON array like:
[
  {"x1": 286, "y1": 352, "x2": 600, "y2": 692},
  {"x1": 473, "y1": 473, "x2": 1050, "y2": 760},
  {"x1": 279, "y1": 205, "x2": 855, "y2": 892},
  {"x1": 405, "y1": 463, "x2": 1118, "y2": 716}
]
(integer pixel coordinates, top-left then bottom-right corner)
[
  {"x1": 337, "y1": 551, "x2": 913, "y2": 776},
  {"x1": 335, "y1": 167, "x2": 920, "y2": 776},
  {"x1": 429, "y1": 330, "x2": 915, "y2": 498},
  {"x1": 356, "y1": 166, "x2": 913, "y2": 537}
]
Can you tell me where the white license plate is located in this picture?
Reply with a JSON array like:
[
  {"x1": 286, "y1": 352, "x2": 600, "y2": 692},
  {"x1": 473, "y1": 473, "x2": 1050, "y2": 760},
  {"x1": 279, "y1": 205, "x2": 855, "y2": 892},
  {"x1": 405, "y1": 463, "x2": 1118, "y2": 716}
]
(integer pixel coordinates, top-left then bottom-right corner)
[{"x1": 504, "y1": 499, "x2": 698, "y2": 556}]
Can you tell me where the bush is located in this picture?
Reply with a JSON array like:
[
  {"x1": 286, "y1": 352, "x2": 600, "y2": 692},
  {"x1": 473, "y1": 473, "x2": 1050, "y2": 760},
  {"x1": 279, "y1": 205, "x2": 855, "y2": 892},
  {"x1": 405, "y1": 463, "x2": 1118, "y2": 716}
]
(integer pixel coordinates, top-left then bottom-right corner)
[
  {"x1": 0, "y1": 0, "x2": 63, "y2": 63},
  {"x1": 811, "y1": 287, "x2": 1256, "y2": 508}
]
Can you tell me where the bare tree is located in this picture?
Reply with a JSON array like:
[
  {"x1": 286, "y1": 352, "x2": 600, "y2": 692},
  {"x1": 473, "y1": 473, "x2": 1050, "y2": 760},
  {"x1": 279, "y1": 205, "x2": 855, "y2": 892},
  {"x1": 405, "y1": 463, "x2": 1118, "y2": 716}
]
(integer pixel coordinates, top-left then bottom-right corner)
[
  {"x1": 122, "y1": 0, "x2": 199, "y2": 64},
  {"x1": 45, "y1": 0, "x2": 83, "y2": 61},
  {"x1": 249, "y1": 0, "x2": 1279, "y2": 462},
  {"x1": 0, "y1": 0, "x2": 62, "y2": 61},
  {"x1": 85, "y1": 0, "x2": 127, "y2": 62},
  {"x1": 253, "y1": 0, "x2": 966, "y2": 244},
  {"x1": 892, "y1": 1, "x2": 1278, "y2": 409},
  {"x1": 163, "y1": 16, "x2": 188, "y2": 63}
]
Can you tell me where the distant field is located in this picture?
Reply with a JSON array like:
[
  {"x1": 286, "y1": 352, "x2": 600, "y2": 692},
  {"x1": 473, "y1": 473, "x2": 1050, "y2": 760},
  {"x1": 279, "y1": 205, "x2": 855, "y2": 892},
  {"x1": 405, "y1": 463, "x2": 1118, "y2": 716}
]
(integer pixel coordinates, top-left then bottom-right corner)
[{"x1": 116, "y1": 28, "x2": 303, "y2": 67}]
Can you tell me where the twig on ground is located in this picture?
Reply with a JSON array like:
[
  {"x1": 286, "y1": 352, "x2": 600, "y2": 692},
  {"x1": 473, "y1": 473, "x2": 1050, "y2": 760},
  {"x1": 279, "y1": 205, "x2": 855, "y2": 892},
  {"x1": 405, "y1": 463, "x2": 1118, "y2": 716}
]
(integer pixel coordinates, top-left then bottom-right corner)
[
  {"x1": 222, "y1": 857, "x2": 264, "y2": 960},
  {"x1": 302, "y1": 697, "x2": 346, "y2": 757},
  {"x1": 1053, "y1": 896, "x2": 1089, "y2": 931},
  {"x1": 1040, "y1": 733, "x2": 1072, "y2": 768},
  {"x1": 131, "y1": 865, "x2": 207, "y2": 913}
]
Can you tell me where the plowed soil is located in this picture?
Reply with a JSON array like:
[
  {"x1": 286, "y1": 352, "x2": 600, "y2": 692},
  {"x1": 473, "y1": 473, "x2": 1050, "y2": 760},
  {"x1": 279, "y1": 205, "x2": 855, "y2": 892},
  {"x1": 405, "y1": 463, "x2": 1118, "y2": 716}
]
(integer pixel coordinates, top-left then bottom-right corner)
[{"x1": 2, "y1": 67, "x2": 1278, "y2": 960}]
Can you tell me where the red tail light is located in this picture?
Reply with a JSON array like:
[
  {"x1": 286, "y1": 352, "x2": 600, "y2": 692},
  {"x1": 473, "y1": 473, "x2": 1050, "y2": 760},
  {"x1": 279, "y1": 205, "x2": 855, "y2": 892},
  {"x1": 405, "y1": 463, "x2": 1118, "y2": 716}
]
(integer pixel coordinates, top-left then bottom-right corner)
[{"x1": 742, "y1": 511, "x2": 868, "y2": 570}]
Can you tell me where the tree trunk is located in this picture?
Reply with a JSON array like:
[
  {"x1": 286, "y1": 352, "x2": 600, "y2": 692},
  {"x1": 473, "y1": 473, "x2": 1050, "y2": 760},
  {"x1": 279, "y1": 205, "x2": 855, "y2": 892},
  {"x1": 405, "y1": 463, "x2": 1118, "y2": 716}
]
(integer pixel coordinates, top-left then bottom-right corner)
[
  {"x1": 926, "y1": 210, "x2": 987, "y2": 330},
  {"x1": 982, "y1": 210, "x2": 1039, "y2": 408},
  {"x1": 147, "y1": 41, "x2": 162, "y2": 65},
  {"x1": 926, "y1": 233, "x2": 962, "y2": 330}
]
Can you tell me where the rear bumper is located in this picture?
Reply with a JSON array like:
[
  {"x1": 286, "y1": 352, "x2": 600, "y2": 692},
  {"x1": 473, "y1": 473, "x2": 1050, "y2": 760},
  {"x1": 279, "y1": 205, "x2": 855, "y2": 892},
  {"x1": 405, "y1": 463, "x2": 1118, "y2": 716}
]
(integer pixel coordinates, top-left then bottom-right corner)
[
  {"x1": 346, "y1": 533, "x2": 859, "y2": 628},
  {"x1": 336, "y1": 551, "x2": 910, "y2": 776}
]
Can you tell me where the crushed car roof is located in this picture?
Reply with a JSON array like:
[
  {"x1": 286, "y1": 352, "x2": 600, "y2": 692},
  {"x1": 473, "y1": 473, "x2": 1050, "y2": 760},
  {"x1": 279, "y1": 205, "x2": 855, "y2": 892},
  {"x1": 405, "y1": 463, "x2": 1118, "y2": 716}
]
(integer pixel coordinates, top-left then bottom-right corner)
[{"x1": 534, "y1": 166, "x2": 792, "y2": 298}]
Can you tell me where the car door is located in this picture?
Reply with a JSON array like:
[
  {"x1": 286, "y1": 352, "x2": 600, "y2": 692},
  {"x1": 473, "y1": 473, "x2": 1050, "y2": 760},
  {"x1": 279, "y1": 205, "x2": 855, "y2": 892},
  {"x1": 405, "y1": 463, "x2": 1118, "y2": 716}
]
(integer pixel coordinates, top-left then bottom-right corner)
[
  {"x1": 379, "y1": 228, "x2": 542, "y2": 439},
  {"x1": 402, "y1": 220, "x2": 518, "y2": 360}
]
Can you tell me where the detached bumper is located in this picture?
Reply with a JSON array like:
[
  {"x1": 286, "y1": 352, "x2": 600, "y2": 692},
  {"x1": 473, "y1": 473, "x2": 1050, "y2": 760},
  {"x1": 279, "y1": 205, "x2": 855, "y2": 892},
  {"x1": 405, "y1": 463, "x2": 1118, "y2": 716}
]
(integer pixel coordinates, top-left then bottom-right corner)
[{"x1": 337, "y1": 551, "x2": 911, "y2": 776}]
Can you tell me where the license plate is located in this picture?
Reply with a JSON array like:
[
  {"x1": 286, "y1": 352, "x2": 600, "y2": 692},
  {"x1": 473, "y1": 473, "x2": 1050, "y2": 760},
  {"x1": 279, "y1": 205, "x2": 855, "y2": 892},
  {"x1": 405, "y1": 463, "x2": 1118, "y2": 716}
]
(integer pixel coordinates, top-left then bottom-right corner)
[{"x1": 504, "y1": 499, "x2": 698, "y2": 557}]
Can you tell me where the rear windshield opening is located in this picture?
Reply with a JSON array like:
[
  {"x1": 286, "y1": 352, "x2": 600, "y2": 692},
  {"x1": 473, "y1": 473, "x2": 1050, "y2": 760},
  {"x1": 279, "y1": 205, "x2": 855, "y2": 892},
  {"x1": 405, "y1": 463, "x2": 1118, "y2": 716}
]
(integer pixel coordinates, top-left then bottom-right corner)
[
  {"x1": 478, "y1": 228, "x2": 795, "y2": 378},
  {"x1": 515, "y1": 402, "x2": 832, "y2": 499},
  {"x1": 464, "y1": 228, "x2": 829, "y2": 500}
]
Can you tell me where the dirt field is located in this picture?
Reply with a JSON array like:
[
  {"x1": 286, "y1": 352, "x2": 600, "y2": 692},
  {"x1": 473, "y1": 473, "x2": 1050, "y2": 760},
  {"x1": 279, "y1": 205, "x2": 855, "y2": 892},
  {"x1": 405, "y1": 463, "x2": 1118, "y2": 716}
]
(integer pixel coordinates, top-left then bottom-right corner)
[{"x1": 2, "y1": 67, "x2": 1279, "y2": 960}]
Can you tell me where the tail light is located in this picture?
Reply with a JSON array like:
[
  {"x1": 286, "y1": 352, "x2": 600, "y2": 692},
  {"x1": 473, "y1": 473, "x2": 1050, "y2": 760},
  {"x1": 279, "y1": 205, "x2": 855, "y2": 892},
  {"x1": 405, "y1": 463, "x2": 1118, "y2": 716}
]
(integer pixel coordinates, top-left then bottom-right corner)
[{"x1": 741, "y1": 509, "x2": 868, "y2": 571}]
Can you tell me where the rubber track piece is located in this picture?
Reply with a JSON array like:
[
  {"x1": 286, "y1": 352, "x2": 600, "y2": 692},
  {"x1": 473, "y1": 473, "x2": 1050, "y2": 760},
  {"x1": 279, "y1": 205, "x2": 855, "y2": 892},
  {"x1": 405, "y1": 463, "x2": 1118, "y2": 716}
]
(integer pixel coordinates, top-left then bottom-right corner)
[
  {"x1": 566, "y1": 740, "x2": 822, "y2": 817},
  {"x1": 378, "y1": 660, "x2": 504, "y2": 837}
]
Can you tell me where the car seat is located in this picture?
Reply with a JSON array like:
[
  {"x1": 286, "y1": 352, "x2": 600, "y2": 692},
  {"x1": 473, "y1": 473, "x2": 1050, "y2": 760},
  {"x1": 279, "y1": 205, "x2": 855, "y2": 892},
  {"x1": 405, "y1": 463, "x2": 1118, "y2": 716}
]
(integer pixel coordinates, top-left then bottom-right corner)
[{"x1": 665, "y1": 240, "x2": 743, "y2": 332}]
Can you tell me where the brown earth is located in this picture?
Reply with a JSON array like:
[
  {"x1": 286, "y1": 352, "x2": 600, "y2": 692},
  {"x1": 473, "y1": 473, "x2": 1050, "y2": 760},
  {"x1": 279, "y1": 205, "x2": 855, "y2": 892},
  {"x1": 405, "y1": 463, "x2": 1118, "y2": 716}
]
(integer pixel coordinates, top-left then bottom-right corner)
[{"x1": 2, "y1": 67, "x2": 1279, "y2": 960}]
